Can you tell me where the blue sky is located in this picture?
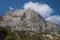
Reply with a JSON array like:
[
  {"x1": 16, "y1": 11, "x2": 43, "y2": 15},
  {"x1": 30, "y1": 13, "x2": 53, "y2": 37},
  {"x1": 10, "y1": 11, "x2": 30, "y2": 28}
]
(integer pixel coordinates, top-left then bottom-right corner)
[
  {"x1": 0, "y1": 0, "x2": 60, "y2": 25},
  {"x1": 0, "y1": 0, "x2": 60, "y2": 15}
]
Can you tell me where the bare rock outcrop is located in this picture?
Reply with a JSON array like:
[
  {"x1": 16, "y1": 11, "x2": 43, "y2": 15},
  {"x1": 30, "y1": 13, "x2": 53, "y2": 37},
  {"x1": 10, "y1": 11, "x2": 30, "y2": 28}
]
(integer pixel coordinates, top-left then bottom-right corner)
[{"x1": 0, "y1": 9, "x2": 60, "y2": 36}]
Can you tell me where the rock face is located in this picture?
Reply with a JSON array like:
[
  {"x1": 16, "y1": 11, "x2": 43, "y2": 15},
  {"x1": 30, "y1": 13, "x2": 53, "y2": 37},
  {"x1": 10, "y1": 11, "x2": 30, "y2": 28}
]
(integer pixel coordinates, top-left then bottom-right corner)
[
  {"x1": 0, "y1": 9, "x2": 60, "y2": 36},
  {"x1": 46, "y1": 21, "x2": 60, "y2": 36}
]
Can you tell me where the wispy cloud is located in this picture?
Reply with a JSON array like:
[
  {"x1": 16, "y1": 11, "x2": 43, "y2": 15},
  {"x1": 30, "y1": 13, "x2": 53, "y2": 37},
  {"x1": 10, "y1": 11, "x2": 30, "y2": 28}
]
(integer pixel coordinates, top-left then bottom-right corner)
[
  {"x1": 9, "y1": 7, "x2": 14, "y2": 10},
  {"x1": 46, "y1": 15, "x2": 60, "y2": 25},
  {"x1": 24, "y1": 1, "x2": 53, "y2": 18}
]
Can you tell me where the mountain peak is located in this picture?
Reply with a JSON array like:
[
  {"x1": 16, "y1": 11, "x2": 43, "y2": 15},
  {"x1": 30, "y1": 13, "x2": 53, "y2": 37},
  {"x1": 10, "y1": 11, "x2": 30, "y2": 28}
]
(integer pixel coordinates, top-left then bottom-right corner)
[
  {"x1": 0, "y1": 9, "x2": 60, "y2": 36},
  {"x1": 1, "y1": 9, "x2": 46, "y2": 32}
]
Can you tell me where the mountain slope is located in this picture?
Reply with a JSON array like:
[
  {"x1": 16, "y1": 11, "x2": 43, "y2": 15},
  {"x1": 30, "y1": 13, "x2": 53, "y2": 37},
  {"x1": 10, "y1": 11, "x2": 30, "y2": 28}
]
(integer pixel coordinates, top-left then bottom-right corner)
[
  {"x1": 0, "y1": 9, "x2": 46, "y2": 32},
  {"x1": 0, "y1": 9, "x2": 60, "y2": 40}
]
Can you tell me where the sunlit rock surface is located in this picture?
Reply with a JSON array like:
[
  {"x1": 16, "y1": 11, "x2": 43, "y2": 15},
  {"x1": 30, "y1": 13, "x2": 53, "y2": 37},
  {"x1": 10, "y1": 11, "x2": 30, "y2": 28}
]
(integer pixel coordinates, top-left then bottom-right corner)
[{"x1": 0, "y1": 9, "x2": 60, "y2": 36}]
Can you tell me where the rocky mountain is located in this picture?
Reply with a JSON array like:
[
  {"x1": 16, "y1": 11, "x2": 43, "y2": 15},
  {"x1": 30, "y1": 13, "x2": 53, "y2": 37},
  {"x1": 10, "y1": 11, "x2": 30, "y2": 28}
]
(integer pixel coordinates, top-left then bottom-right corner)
[
  {"x1": 0, "y1": 9, "x2": 60, "y2": 40},
  {"x1": 0, "y1": 9, "x2": 46, "y2": 32}
]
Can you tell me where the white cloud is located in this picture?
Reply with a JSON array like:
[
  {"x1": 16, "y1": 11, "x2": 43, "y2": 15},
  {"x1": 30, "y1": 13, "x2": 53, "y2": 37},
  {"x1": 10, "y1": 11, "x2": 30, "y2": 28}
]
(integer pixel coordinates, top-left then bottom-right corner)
[
  {"x1": 23, "y1": 1, "x2": 60, "y2": 25},
  {"x1": 9, "y1": 7, "x2": 14, "y2": 10},
  {"x1": 46, "y1": 15, "x2": 60, "y2": 25},
  {"x1": 24, "y1": 1, "x2": 53, "y2": 18}
]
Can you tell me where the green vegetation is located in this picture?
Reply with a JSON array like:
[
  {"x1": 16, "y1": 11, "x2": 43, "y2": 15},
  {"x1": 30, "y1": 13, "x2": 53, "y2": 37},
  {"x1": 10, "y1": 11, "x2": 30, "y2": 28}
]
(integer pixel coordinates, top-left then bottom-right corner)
[{"x1": 0, "y1": 26, "x2": 60, "y2": 40}]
